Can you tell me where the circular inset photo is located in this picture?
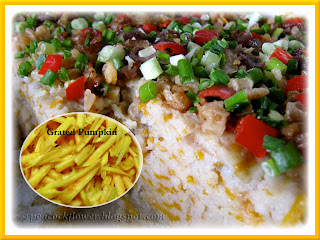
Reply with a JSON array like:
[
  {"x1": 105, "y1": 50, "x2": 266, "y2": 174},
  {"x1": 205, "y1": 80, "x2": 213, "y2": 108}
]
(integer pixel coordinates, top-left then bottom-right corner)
[{"x1": 20, "y1": 113, "x2": 143, "y2": 208}]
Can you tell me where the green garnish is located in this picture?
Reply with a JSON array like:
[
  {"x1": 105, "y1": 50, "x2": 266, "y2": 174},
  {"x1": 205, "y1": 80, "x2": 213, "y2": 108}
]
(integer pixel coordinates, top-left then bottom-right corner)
[
  {"x1": 58, "y1": 67, "x2": 69, "y2": 82},
  {"x1": 139, "y1": 81, "x2": 157, "y2": 103},
  {"x1": 18, "y1": 61, "x2": 33, "y2": 77},
  {"x1": 75, "y1": 53, "x2": 89, "y2": 70},
  {"x1": 40, "y1": 69, "x2": 59, "y2": 87}
]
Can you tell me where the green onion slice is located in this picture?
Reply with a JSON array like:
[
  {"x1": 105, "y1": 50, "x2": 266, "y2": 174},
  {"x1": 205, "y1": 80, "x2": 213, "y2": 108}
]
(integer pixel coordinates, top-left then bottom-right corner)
[
  {"x1": 35, "y1": 53, "x2": 46, "y2": 70},
  {"x1": 209, "y1": 68, "x2": 230, "y2": 86},
  {"x1": 224, "y1": 90, "x2": 248, "y2": 112},
  {"x1": 40, "y1": 69, "x2": 59, "y2": 87},
  {"x1": 263, "y1": 135, "x2": 285, "y2": 151},
  {"x1": 178, "y1": 59, "x2": 195, "y2": 84},
  {"x1": 139, "y1": 81, "x2": 157, "y2": 103},
  {"x1": 185, "y1": 90, "x2": 200, "y2": 105},
  {"x1": 75, "y1": 53, "x2": 89, "y2": 70},
  {"x1": 18, "y1": 61, "x2": 33, "y2": 77},
  {"x1": 58, "y1": 67, "x2": 69, "y2": 82}
]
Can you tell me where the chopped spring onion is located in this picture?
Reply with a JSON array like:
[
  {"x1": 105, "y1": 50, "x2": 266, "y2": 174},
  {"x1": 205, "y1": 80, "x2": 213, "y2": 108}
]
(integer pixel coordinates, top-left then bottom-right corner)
[
  {"x1": 261, "y1": 159, "x2": 280, "y2": 176},
  {"x1": 191, "y1": 22, "x2": 202, "y2": 29},
  {"x1": 40, "y1": 69, "x2": 59, "y2": 87},
  {"x1": 35, "y1": 53, "x2": 46, "y2": 70},
  {"x1": 273, "y1": 39, "x2": 288, "y2": 50},
  {"x1": 139, "y1": 81, "x2": 157, "y2": 103},
  {"x1": 14, "y1": 51, "x2": 25, "y2": 59},
  {"x1": 289, "y1": 40, "x2": 305, "y2": 51},
  {"x1": 189, "y1": 106, "x2": 198, "y2": 113},
  {"x1": 182, "y1": 24, "x2": 193, "y2": 34},
  {"x1": 94, "y1": 12, "x2": 105, "y2": 21},
  {"x1": 104, "y1": 14, "x2": 114, "y2": 25},
  {"x1": 17, "y1": 61, "x2": 33, "y2": 77},
  {"x1": 262, "y1": 43, "x2": 276, "y2": 55},
  {"x1": 84, "y1": 33, "x2": 91, "y2": 46},
  {"x1": 112, "y1": 57, "x2": 124, "y2": 71},
  {"x1": 101, "y1": 82, "x2": 110, "y2": 92},
  {"x1": 39, "y1": 42, "x2": 55, "y2": 54},
  {"x1": 75, "y1": 53, "x2": 89, "y2": 70},
  {"x1": 178, "y1": 59, "x2": 195, "y2": 84},
  {"x1": 275, "y1": 15, "x2": 282, "y2": 24},
  {"x1": 234, "y1": 68, "x2": 248, "y2": 79},
  {"x1": 203, "y1": 39, "x2": 228, "y2": 53},
  {"x1": 190, "y1": 58, "x2": 199, "y2": 67},
  {"x1": 71, "y1": 18, "x2": 88, "y2": 30},
  {"x1": 58, "y1": 67, "x2": 69, "y2": 82},
  {"x1": 61, "y1": 39, "x2": 72, "y2": 49},
  {"x1": 55, "y1": 26, "x2": 62, "y2": 36},
  {"x1": 147, "y1": 31, "x2": 157, "y2": 42},
  {"x1": 102, "y1": 30, "x2": 116, "y2": 42},
  {"x1": 248, "y1": 68, "x2": 263, "y2": 84},
  {"x1": 52, "y1": 38, "x2": 61, "y2": 52},
  {"x1": 268, "y1": 110, "x2": 284, "y2": 121},
  {"x1": 63, "y1": 50, "x2": 71, "y2": 59},
  {"x1": 224, "y1": 90, "x2": 248, "y2": 112},
  {"x1": 200, "y1": 51, "x2": 220, "y2": 67},
  {"x1": 92, "y1": 21, "x2": 106, "y2": 31},
  {"x1": 247, "y1": 12, "x2": 262, "y2": 30},
  {"x1": 260, "y1": 23, "x2": 270, "y2": 34},
  {"x1": 170, "y1": 54, "x2": 186, "y2": 67},
  {"x1": 287, "y1": 59, "x2": 298, "y2": 74},
  {"x1": 209, "y1": 68, "x2": 230, "y2": 86},
  {"x1": 185, "y1": 90, "x2": 200, "y2": 105},
  {"x1": 237, "y1": 19, "x2": 247, "y2": 31},
  {"x1": 26, "y1": 15, "x2": 37, "y2": 28},
  {"x1": 198, "y1": 78, "x2": 214, "y2": 91},
  {"x1": 138, "y1": 46, "x2": 156, "y2": 58},
  {"x1": 267, "y1": 58, "x2": 287, "y2": 74},
  {"x1": 267, "y1": 141, "x2": 303, "y2": 175},
  {"x1": 268, "y1": 86, "x2": 286, "y2": 104},
  {"x1": 263, "y1": 135, "x2": 285, "y2": 151},
  {"x1": 140, "y1": 58, "x2": 163, "y2": 80},
  {"x1": 97, "y1": 45, "x2": 126, "y2": 63},
  {"x1": 44, "y1": 20, "x2": 55, "y2": 28},
  {"x1": 187, "y1": 42, "x2": 200, "y2": 52},
  {"x1": 286, "y1": 34, "x2": 294, "y2": 41},
  {"x1": 157, "y1": 51, "x2": 170, "y2": 60},
  {"x1": 272, "y1": 28, "x2": 284, "y2": 38},
  {"x1": 227, "y1": 41, "x2": 238, "y2": 49},
  {"x1": 29, "y1": 40, "x2": 38, "y2": 54},
  {"x1": 185, "y1": 45, "x2": 203, "y2": 61},
  {"x1": 15, "y1": 22, "x2": 28, "y2": 32},
  {"x1": 194, "y1": 66, "x2": 208, "y2": 78},
  {"x1": 164, "y1": 64, "x2": 179, "y2": 76},
  {"x1": 167, "y1": 19, "x2": 181, "y2": 30}
]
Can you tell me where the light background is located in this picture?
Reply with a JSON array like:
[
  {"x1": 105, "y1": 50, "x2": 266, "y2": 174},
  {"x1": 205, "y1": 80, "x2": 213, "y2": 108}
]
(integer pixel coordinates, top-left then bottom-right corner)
[{"x1": 3, "y1": 4, "x2": 318, "y2": 238}]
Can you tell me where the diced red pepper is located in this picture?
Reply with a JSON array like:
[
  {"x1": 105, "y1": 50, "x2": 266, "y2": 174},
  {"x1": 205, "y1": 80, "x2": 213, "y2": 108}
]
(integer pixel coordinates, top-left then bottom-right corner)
[
  {"x1": 286, "y1": 75, "x2": 307, "y2": 91},
  {"x1": 198, "y1": 85, "x2": 236, "y2": 100},
  {"x1": 66, "y1": 76, "x2": 85, "y2": 100},
  {"x1": 252, "y1": 32, "x2": 263, "y2": 41},
  {"x1": 285, "y1": 18, "x2": 303, "y2": 25},
  {"x1": 38, "y1": 54, "x2": 63, "y2": 75},
  {"x1": 235, "y1": 115, "x2": 278, "y2": 158},
  {"x1": 142, "y1": 24, "x2": 159, "y2": 34},
  {"x1": 269, "y1": 48, "x2": 293, "y2": 65},
  {"x1": 176, "y1": 17, "x2": 190, "y2": 25},
  {"x1": 193, "y1": 29, "x2": 219, "y2": 45},
  {"x1": 153, "y1": 42, "x2": 187, "y2": 55},
  {"x1": 159, "y1": 20, "x2": 171, "y2": 28},
  {"x1": 296, "y1": 92, "x2": 307, "y2": 108},
  {"x1": 79, "y1": 28, "x2": 102, "y2": 45}
]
